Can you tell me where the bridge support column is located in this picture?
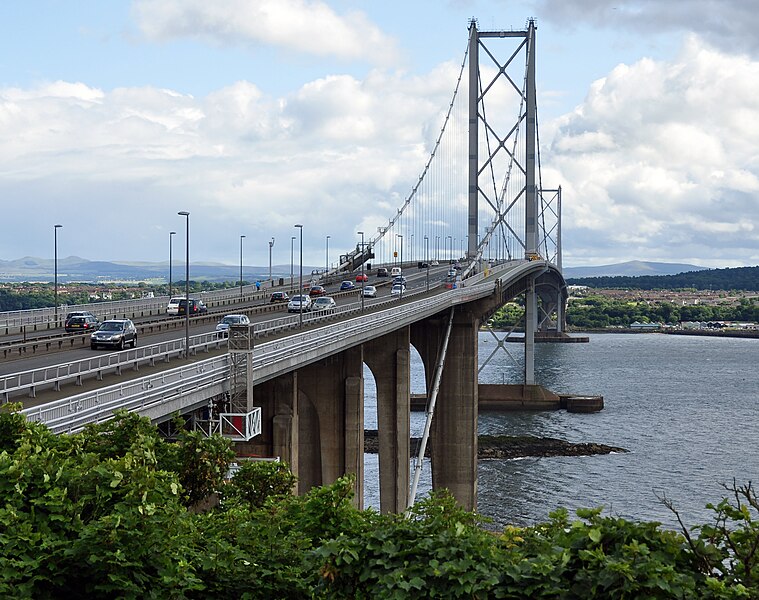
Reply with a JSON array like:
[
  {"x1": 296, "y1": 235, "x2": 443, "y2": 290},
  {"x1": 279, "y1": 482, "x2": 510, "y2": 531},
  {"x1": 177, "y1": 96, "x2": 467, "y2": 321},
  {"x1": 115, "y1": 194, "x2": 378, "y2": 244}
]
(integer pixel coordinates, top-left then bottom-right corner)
[
  {"x1": 296, "y1": 347, "x2": 364, "y2": 508},
  {"x1": 247, "y1": 372, "x2": 299, "y2": 481},
  {"x1": 412, "y1": 309, "x2": 478, "y2": 510},
  {"x1": 364, "y1": 327, "x2": 411, "y2": 514}
]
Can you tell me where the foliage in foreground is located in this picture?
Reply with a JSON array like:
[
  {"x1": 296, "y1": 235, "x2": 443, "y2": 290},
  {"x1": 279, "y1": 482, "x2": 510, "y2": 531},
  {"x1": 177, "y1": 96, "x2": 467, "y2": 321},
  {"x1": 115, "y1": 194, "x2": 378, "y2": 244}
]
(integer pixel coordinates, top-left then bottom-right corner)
[{"x1": 0, "y1": 405, "x2": 757, "y2": 598}]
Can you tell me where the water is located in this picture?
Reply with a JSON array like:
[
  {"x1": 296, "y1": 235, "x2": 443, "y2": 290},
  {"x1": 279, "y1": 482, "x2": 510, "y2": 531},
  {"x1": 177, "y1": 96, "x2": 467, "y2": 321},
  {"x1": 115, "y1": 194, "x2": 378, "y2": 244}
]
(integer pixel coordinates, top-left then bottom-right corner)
[{"x1": 363, "y1": 332, "x2": 759, "y2": 530}]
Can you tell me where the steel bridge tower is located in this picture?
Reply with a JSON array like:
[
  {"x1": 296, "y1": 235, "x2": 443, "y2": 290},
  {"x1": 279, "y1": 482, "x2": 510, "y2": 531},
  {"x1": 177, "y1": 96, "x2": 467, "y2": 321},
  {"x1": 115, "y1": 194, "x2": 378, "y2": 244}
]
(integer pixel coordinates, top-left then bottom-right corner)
[{"x1": 468, "y1": 18, "x2": 558, "y2": 385}]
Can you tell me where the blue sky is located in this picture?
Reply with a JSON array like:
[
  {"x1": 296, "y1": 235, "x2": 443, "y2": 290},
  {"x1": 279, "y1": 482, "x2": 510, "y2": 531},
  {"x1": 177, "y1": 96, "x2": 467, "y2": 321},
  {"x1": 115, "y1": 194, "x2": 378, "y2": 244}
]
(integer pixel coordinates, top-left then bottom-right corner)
[{"x1": 1, "y1": 0, "x2": 757, "y2": 269}]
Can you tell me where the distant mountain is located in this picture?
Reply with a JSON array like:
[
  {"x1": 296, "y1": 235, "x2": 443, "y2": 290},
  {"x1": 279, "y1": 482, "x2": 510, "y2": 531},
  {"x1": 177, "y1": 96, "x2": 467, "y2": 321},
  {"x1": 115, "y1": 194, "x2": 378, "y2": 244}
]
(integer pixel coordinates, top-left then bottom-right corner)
[
  {"x1": 562, "y1": 260, "x2": 707, "y2": 278},
  {"x1": 0, "y1": 256, "x2": 305, "y2": 283}
]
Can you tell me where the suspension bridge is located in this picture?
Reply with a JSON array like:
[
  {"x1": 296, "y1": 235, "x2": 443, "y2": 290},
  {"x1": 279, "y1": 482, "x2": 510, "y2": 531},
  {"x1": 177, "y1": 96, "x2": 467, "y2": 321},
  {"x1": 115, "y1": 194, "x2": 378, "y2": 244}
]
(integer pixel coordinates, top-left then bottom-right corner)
[{"x1": 7, "y1": 19, "x2": 574, "y2": 513}]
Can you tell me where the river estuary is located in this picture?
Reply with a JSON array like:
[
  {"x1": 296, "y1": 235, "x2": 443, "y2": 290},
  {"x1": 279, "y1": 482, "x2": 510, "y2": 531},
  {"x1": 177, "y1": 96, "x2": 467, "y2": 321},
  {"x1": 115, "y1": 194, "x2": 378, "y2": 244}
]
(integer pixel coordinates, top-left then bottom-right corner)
[{"x1": 363, "y1": 332, "x2": 759, "y2": 530}]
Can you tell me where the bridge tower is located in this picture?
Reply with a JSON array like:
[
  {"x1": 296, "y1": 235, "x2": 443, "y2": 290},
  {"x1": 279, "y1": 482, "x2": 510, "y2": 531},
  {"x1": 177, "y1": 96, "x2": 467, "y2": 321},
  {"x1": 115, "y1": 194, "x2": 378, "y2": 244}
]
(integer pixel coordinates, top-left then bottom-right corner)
[{"x1": 468, "y1": 18, "x2": 545, "y2": 384}]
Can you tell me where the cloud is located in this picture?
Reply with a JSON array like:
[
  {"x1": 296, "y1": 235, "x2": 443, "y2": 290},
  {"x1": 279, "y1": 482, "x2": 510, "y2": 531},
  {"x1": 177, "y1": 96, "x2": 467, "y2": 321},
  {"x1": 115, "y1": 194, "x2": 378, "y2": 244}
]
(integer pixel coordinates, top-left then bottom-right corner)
[
  {"x1": 534, "y1": 0, "x2": 759, "y2": 58},
  {"x1": 0, "y1": 61, "x2": 461, "y2": 263},
  {"x1": 132, "y1": 0, "x2": 401, "y2": 66},
  {"x1": 545, "y1": 35, "x2": 759, "y2": 267}
]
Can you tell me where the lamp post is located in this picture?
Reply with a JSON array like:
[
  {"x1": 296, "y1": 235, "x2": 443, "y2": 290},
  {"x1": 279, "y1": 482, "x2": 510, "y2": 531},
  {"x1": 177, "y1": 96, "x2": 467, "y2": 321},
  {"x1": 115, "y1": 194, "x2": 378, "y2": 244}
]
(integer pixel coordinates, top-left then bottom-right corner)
[
  {"x1": 357, "y1": 231, "x2": 365, "y2": 312},
  {"x1": 169, "y1": 231, "x2": 176, "y2": 297},
  {"x1": 397, "y1": 234, "x2": 403, "y2": 299},
  {"x1": 435, "y1": 235, "x2": 440, "y2": 262},
  {"x1": 290, "y1": 235, "x2": 296, "y2": 296},
  {"x1": 447, "y1": 235, "x2": 452, "y2": 263},
  {"x1": 453, "y1": 238, "x2": 457, "y2": 261},
  {"x1": 268, "y1": 237, "x2": 275, "y2": 288},
  {"x1": 53, "y1": 224, "x2": 62, "y2": 325},
  {"x1": 295, "y1": 224, "x2": 303, "y2": 328},
  {"x1": 178, "y1": 211, "x2": 190, "y2": 359},
  {"x1": 325, "y1": 235, "x2": 330, "y2": 277},
  {"x1": 424, "y1": 235, "x2": 429, "y2": 292},
  {"x1": 410, "y1": 234, "x2": 414, "y2": 264},
  {"x1": 239, "y1": 234, "x2": 246, "y2": 300}
]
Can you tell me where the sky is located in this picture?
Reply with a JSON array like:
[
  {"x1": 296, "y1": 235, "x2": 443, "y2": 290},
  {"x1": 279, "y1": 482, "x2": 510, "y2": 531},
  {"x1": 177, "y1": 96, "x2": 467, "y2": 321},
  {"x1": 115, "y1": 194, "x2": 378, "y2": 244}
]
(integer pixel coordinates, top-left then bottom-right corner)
[{"x1": 1, "y1": 0, "x2": 758, "y2": 269}]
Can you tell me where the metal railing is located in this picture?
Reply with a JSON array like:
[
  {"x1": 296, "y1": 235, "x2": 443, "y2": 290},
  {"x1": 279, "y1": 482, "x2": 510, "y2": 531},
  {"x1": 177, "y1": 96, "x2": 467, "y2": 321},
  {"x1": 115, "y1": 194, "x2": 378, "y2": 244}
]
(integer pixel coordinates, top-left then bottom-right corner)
[
  {"x1": 20, "y1": 278, "x2": 499, "y2": 433},
  {"x1": 19, "y1": 261, "x2": 528, "y2": 434}
]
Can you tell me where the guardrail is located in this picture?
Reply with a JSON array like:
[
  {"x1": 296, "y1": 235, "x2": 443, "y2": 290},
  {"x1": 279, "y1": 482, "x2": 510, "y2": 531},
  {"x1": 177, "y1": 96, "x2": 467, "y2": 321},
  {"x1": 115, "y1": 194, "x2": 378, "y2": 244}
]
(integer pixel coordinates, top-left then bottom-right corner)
[
  {"x1": 1, "y1": 331, "x2": 228, "y2": 402},
  {"x1": 2, "y1": 282, "x2": 434, "y2": 402},
  {"x1": 20, "y1": 278, "x2": 498, "y2": 433}
]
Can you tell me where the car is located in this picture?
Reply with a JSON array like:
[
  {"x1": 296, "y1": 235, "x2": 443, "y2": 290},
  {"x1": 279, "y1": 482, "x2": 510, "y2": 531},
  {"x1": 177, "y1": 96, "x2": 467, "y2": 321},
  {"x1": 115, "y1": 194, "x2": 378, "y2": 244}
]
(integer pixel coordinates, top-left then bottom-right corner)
[
  {"x1": 166, "y1": 297, "x2": 185, "y2": 315},
  {"x1": 355, "y1": 273, "x2": 368, "y2": 282},
  {"x1": 311, "y1": 296, "x2": 337, "y2": 312},
  {"x1": 393, "y1": 276, "x2": 407, "y2": 286},
  {"x1": 340, "y1": 281, "x2": 355, "y2": 291},
  {"x1": 418, "y1": 262, "x2": 429, "y2": 269},
  {"x1": 430, "y1": 260, "x2": 439, "y2": 266},
  {"x1": 390, "y1": 267, "x2": 402, "y2": 277},
  {"x1": 65, "y1": 314, "x2": 100, "y2": 333},
  {"x1": 215, "y1": 314, "x2": 251, "y2": 332},
  {"x1": 376, "y1": 267, "x2": 388, "y2": 277},
  {"x1": 363, "y1": 285, "x2": 377, "y2": 298},
  {"x1": 447, "y1": 269, "x2": 457, "y2": 278},
  {"x1": 308, "y1": 285, "x2": 327, "y2": 297},
  {"x1": 270, "y1": 291, "x2": 290, "y2": 303},
  {"x1": 178, "y1": 298, "x2": 207, "y2": 316},
  {"x1": 391, "y1": 284, "x2": 406, "y2": 296},
  {"x1": 64, "y1": 310, "x2": 97, "y2": 327},
  {"x1": 90, "y1": 319, "x2": 137, "y2": 350},
  {"x1": 287, "y1": 295, "x2": 312, "y2": 312}
]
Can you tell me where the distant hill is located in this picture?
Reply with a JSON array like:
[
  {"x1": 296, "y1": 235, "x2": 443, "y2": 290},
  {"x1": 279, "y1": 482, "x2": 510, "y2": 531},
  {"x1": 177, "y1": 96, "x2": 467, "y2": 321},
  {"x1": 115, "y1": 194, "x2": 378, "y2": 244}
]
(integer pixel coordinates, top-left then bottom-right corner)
[
  {"x1": 0, "y1": 256, "x2": 303, "y2": 283},
  {"x1": 566, "y1": 265, "x2": 759, "y2": 291},
  {"x1": 562, "y1": 260, "x2": 707, "y2": 278}
]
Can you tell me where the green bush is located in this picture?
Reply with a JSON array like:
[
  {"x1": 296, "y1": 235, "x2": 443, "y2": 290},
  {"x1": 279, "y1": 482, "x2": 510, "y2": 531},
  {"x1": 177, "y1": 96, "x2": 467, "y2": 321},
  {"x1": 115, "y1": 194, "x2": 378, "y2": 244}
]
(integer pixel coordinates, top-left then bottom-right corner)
[{"x1": 0, "y1": 406, "x2": 757, "y2": 598}]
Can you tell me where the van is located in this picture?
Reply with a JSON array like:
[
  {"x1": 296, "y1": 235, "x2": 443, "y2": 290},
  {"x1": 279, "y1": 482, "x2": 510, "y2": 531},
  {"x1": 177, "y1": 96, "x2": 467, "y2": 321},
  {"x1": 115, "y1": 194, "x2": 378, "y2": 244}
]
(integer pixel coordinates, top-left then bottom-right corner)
[
  {"x1": 390, "y1": 266, "x2": 402, "y2": 277},
  {"x1": 376, "y1": 267, "x2": 388, "y2": 277}
]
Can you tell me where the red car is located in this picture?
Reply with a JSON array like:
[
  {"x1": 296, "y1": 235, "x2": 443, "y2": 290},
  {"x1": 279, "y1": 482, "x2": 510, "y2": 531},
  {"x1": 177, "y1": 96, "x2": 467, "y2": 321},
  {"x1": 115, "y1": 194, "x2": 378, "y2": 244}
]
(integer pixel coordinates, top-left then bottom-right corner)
[
  {"x1": 308, "y1": 285, "x2": 326, "y2": 297},
  {"x1": 355, "y1": 273, "x2": 368, "y2": 282}
]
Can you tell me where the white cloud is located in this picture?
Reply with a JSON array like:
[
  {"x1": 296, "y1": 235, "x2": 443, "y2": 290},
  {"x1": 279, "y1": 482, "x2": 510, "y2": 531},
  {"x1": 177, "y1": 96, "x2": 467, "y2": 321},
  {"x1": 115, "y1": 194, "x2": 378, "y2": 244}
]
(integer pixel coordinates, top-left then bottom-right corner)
[
  {"x1": 132, "y1": 0, "x2": 401, "y2": 66},
  {"x1": 546, "y1": 35, "x2": 759, "y2": 267}
]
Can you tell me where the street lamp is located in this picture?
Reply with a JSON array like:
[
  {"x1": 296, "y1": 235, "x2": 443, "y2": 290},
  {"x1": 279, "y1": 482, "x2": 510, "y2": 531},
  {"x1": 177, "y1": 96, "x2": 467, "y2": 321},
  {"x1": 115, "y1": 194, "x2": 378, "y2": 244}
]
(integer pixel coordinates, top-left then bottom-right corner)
[
  {"x1": 357, "y1": 231, "x2": 365, "y2": 312},
  {"x1": 239, "y1": 234, "x2": 246, "y2": 300},
  {"x1": 325, "y1": 235, "x2": 330, "y2": 277},
  {"x1": 447, "y1": 235, "x2": 452, "y2": 264},
  {"x1": 290, "y1": 235, "x2": 296, "y2": 296},
  {"x1": 178, "y1": 211, "x2": 190, "y2": 359},
  {"x1": 397, "y1": 234, "x2": 404, "y2": 299},
  {"x1": 435, "y1": 235, "x2": 440, "y2": 262},
  {"x1": 53, "y1": 224, "x2": 62, "y2": 325},
  {"x1": 169, "y1": 231, "x2": 176, "y2": 297},
  {"x1": 295, "y1": 224, "x2": 303, "y2": 328},
  {"x1": 424, "y1": 235, "x2": 429, "y2": 292},
  {"x1": 268, "y1": 237, "x2": 275, "y2": 288}
]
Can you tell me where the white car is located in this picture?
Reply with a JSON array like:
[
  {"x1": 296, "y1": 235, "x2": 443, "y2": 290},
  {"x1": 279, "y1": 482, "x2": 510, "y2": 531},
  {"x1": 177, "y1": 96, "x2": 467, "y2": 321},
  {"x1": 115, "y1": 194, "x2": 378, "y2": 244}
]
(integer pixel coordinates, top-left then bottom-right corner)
[
  {"x1": 215, "y1": 314, "x2": 251, "y2": 332},
  {"x1": 311, "y1": 296, "x2": 337, "y2": 312},
  {"x1": 362, "y1": 285, "x2": 377, "y2": 298},
  {"x1": 287, "y1": 295, "x2": 312, "y2": 312},
  {"x1": 391, "y1": 284, "x2": 405, "y2": 296},
  {"x1": 166, "y1": 296, "x2": 185, "y2": 315}
]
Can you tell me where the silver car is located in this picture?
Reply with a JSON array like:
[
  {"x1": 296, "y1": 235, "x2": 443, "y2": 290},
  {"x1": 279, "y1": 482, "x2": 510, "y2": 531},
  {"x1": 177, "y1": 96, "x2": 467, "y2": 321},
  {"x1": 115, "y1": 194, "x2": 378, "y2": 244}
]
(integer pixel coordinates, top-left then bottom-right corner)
[
  {"x1": 287, "y1": 295, "x2": 312, "y2": 313},
  {"x1": 362, "y1": 285, "x2": 377, "y2": 298},
  {"x1": 90, "y1": 319, "x2": 137, "y2": 350},
  {"x1": 311, "y1": 296, "x2": 337, "y2": 312},
  {"x1": 215, "y1": 314, "x2": 251, "y2": 332}
]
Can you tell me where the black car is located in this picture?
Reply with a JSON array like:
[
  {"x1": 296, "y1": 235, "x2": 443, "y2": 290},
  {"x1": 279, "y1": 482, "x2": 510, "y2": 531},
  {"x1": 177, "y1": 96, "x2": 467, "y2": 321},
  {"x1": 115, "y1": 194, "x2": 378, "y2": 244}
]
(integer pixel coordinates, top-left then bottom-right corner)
[
  {"x1": 64, "y1": 310, "x2": 97, "y2": 328},
  {"x1": 270, "y1": 291, "x2": 290, "y2": 303},
  {"x1": 90, "y1": 319, "x2": 137, "y2": 350},
  {"x1": 65, "y1": 314, "x2": 100, "y2": 333},
  {"x1": 177, "y1": 298, "x2": 207, "y2": 315}
]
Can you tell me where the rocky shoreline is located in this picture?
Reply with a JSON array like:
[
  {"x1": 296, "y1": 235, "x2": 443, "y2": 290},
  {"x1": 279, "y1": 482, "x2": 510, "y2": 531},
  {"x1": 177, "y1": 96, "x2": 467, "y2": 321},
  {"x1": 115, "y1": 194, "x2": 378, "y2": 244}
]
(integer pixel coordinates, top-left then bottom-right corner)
[{"x1": 364, "y1": 431, "x2": 627, "y2": 459}]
